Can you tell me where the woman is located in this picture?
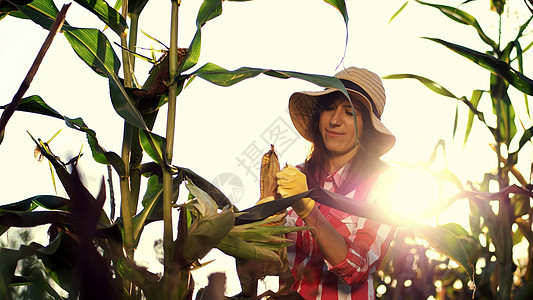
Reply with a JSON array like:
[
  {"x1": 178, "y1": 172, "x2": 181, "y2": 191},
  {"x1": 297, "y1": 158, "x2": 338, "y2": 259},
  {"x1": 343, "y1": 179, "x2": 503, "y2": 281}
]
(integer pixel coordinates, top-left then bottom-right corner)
[{"x1": 276, "y1": 66, "x2": 397, "y2": 299}]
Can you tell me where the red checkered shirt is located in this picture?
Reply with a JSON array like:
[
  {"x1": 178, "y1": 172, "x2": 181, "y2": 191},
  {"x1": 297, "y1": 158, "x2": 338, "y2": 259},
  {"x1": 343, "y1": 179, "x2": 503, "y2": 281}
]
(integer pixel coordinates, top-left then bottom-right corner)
[{"x1": 285, "y1": 164, "x2": 396, "y2": 299}]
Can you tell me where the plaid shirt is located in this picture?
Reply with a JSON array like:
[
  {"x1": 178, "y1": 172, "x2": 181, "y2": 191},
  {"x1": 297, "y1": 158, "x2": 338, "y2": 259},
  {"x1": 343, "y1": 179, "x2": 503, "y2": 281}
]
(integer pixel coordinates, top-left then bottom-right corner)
[{"x1": 285, "y1": 164, "x2": 396, "y2": 299}]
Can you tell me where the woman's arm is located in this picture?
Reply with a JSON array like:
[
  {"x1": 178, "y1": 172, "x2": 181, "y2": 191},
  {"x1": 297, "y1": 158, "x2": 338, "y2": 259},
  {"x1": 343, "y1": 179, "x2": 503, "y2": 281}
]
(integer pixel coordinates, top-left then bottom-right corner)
[{"x1": 301, "y1": 205, "x2": 348, "y2": 266}]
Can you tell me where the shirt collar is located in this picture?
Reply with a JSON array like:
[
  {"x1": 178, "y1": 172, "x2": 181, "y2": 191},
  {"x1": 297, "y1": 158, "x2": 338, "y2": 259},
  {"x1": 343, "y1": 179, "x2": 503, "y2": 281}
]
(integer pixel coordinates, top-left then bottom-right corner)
[{"x1": 325, "y1": 164, "x2": 351, "y2": 188}]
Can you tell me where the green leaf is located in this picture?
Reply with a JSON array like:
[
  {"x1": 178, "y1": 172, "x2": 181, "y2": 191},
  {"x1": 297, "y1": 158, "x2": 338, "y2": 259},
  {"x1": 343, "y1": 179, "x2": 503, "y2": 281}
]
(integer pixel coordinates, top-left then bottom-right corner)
[
  {"x1": 424, "y1": 37, "x2": 533, "y2": 96},
  {"x1": 0, "y1": 211, "x2": 71, "y2": 229},
  {"x1": 510, "y1": 126, "x2": 533, "y2": 162},
  {"x1": 0, "y1": 95, "x2": 62, "y2": 119},
  {"x1": 132, "y1": 176, "x2": 163, "y2": 246},
  {"x1": 0, "y1": 195, "x2": 68, "y2": 212},
  {"x1": 192, "y1": 63, "x2": 350, "y2": 99},
  {"x1": 383, "y1": 73, "x2": 457, "y2": 98},
  {"x1": 0, "y1": 247, "x2": 33, "y2": 296},
  {"x1": 178, "y1": 0, "x2": 223, "y2": 73},
  {"x1": 128, "y1": 0, "x2": 149, "y2": 16},
  {"x1": 115, "y1": 256, "x2": 160, "y2": 296},
  {"x1": 0, "y1": 0, "x2": 32, "y2": 14},
  {"x1": 0, "y1": 96, "x2": 124, "y2": 174},
  {"x1": 416, "y1": 0, "x2": 498, "y2": 50},
  {"x1": 464, "y1": 90, "x2": 484, "y2": 145},
  {"x1": 388, "y1": 1, "x2": 408, "y2": 24},
  {"x1": 515, "y1": 15, "x2": 532, "y2": 41},
  {"x1": 14, "y1": 0, "x2": 65, "y2": 31},
  {"x1": 132, "y1": 175, "x2": 181, "y2": 245},
  {"x1": 217, "y1": 234, "x2": 281, "y2": 263},
  {"x1": 61, "y1": 27, "x2": 147, "y2": 130},
  {"x1": 511, "y1": 193, "x2": 530, "y2": 219},
  {"x1": 108, "y1": 78, "x2": 149, "y2": 130},
  {"x1": 73, "y1": 0, "x2": 127, "y2": 36},
  {"x1": 32, "y1": 232, "x2": 77, "y2": 293},
  {"x1": 183, "y1": 209, "x2": 235, "y2": 263},
  {"x1": 453, "y1": 101, "x2": 459, "y2": 139},
  {"x1": 196, "y1": 0, "x2": 223, "y2": 27},
  {"x1": 64, "y1": 117, "x2": 125, "y2": 176},
  {"x1": 416, "y1": 223, "x2": 474, "y2": 281},
  {"x1": 490, "y1": 73, "x2": 516, "y2": 146},
  {"x1": 139, "y1": 130, "x2": 166, "y2": 165},
  {"x1": 323, "y1": 0, "x2": 348, "y2": 25}
]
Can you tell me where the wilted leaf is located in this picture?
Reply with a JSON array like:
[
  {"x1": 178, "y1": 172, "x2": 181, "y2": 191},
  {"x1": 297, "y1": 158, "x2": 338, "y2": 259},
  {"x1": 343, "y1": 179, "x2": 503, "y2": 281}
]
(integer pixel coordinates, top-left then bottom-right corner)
[{"x1": 185, "y1": 180, "x2": 219, "y2": 217}]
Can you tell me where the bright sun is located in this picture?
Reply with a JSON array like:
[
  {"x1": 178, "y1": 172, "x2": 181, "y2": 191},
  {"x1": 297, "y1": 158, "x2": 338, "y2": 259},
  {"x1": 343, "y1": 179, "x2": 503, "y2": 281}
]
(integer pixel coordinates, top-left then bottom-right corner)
[{"x1": 378, "y1": 164, "x2": 464, "y2": 225}]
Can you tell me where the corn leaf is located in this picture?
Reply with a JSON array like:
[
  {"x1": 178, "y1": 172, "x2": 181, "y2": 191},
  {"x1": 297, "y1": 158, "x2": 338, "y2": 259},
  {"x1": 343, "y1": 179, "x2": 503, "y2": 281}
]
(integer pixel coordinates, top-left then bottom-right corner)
[
  {"x1": 490, "y1": 72, "x2": 516, "y2": 146},
  {"x1": 323, "y1": 0, "x2": 348, "y2": 25},
  {"x1": 383, "y1": 73, "x2": 457, "y2": 98},
  {"x1": 0, "y1": 247, "x2": 34, "y2": 296},
  {"x1": 16, "y1": 7, "x2": 147, "y2": 132},
  {"x1": 416, "y1": 0, "x2": 498, "y2": 50},
  {"x1": 388, "y1": 1, "x2": 408, "y2": 24},
  {"x1": 132, "y1": 176, "x2": 163, "y2": 245},
  {"x1": 464, "y1": 90, "x2": 484, "y2": 145},
  {"x1": 185, "y1": 180, "x2": 219, "y2": 217},
  {"x1": 416, "y1": 224, "x2": 474, "y2": 281},
  {"x1": 217, "y1": 234, "x2": 281, "y2": 263},
  {"x1": 139, "y1": 130, "x2": 166, "y2": 166},
  {"x1": 0, "y1": 195, "x2": 68, "y2": 212},
  {"x1": 12, "y1": 0, "x2": 65, "y2": 30},
  {"x1": 0, "y1": 95, "x2": 124, "y2": 174},
  {"x1": 178, "y1": 0, "x2": 222, "y2": 73},
  {"x1": 73, "y1": 0, "x2": 127, "y2": 36},
  {"x1": 424, "y1": 37, "x2": 533, "y2": 96},
  {"x1": 32, "y1": 232, "x2": 78, "y2": 294},
  {"x1": 509, "y1": 126, "x2": 533, "y2": 164},
  {"x1": 191, "y1": 63, "x2": 350, "y2": 99},
  {"x1": 132, "y1": 175, "x2": 182, "y2": 243},
  {"x1": 64, "y1": 117, "x2": 125, "y2": 176},
  {"x1": 183, "y1": 209, "x2": 235, "y2": 263},
  {"x1": 128, "y1": 0, "x2": 149, "y2": 16},
  {"x1": 0, "y1": 95, "x2": 62, "y2": 119}
]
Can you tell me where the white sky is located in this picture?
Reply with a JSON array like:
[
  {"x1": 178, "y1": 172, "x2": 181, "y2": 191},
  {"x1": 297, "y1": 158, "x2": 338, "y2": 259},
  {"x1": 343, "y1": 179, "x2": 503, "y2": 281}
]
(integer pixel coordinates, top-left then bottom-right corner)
[{"x1": 1, "y1": 0, "x2": 531, "y2": 296}]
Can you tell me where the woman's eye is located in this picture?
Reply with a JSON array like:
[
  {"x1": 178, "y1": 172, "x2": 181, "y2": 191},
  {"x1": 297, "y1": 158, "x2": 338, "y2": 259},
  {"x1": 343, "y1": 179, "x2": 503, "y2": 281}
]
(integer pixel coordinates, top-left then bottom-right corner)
[
  {"x1": 345, "y1": 110, "x2": 354, "y2": 116},
  {"x1": 325, "y1": 106, "x2": 335, "y2": 111}
]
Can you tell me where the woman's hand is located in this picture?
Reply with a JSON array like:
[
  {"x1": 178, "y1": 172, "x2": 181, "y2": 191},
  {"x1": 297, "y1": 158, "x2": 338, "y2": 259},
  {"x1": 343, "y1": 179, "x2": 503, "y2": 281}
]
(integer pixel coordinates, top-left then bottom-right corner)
[{"x1": 276, "y1": 165, "x2": 315, "y2": 219}]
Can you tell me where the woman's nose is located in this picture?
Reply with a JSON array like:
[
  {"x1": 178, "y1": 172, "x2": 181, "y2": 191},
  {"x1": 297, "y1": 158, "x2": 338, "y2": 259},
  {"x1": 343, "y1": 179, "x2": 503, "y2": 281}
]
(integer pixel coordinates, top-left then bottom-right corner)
[{"x1": 329, "y1": 108, "x2": 342, "y2": 126}]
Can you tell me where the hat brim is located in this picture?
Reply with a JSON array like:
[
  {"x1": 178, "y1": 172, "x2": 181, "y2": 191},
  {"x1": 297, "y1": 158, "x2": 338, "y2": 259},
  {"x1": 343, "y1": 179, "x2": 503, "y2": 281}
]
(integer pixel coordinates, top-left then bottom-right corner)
[{"x1": 289, "y1": 88, "x2": 395, "y2": 157}]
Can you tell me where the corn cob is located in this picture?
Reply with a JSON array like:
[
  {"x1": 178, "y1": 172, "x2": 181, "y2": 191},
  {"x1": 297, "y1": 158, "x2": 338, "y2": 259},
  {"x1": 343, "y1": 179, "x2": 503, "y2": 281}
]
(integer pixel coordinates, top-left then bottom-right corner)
[{"x1": 233, "y1": 145, "x2": 297, "y2": 298}]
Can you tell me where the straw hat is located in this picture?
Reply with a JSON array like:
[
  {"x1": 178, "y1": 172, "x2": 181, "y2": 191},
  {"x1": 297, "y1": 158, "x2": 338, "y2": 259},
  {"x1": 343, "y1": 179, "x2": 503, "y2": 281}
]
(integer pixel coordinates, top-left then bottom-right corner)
[{"x1": 288, "y1": 66, "x2": 395, "y2": 157}]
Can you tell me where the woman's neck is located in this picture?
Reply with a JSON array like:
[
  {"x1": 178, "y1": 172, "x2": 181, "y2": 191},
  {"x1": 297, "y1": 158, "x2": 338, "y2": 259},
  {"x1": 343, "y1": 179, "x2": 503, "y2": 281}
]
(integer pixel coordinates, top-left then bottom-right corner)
[{"x1": 327, "y1": 151, "x2": 357, "y2": 174}]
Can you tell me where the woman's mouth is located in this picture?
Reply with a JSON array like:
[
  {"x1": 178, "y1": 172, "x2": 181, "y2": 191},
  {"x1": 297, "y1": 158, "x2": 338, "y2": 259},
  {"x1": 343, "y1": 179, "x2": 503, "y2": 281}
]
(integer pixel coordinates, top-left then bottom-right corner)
[{"x1": 325, "y1": 130, "x2": 344, "y2": 137}]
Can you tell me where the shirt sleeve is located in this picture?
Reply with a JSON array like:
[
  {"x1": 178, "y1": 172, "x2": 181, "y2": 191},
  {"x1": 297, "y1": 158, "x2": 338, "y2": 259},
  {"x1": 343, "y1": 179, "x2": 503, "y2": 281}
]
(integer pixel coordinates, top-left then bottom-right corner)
[
  {"x1": 325, "y1": 169, "x2": 398, "y2": 285},
  {"x1": 327, "y1": 218, "x2": 396, "y2": 285}
]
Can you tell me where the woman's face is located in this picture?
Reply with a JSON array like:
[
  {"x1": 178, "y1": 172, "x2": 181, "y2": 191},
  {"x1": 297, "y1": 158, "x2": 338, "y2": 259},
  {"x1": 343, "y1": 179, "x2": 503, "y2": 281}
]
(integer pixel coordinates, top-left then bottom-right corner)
[{"x1": 319, "y1": 95, "x2": 364, "y2": 159}]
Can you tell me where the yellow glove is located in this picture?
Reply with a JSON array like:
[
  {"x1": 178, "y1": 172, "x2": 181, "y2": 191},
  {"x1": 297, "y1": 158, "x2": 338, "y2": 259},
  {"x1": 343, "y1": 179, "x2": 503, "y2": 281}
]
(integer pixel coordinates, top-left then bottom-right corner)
[{"x1": 276, "y1": 165, "x2": 315, "y2": 219}]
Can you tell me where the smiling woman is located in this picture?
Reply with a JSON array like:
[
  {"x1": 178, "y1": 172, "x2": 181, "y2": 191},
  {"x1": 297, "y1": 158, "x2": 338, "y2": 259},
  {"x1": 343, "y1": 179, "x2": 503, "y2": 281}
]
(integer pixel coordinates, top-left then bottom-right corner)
[
  {"x1": 273, "y1": 66, "x2": 398, "y2": 299},
  {"x1": 318, "y1": 95, "x2": 364, "y2": 169}
]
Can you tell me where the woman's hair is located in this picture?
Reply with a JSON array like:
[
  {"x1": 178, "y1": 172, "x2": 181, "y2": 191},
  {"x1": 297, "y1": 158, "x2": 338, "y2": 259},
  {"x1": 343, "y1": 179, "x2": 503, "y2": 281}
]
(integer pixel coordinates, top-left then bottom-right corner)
[{"x1": 303, "y1": 92, "x2": 385, "y2": 195}]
